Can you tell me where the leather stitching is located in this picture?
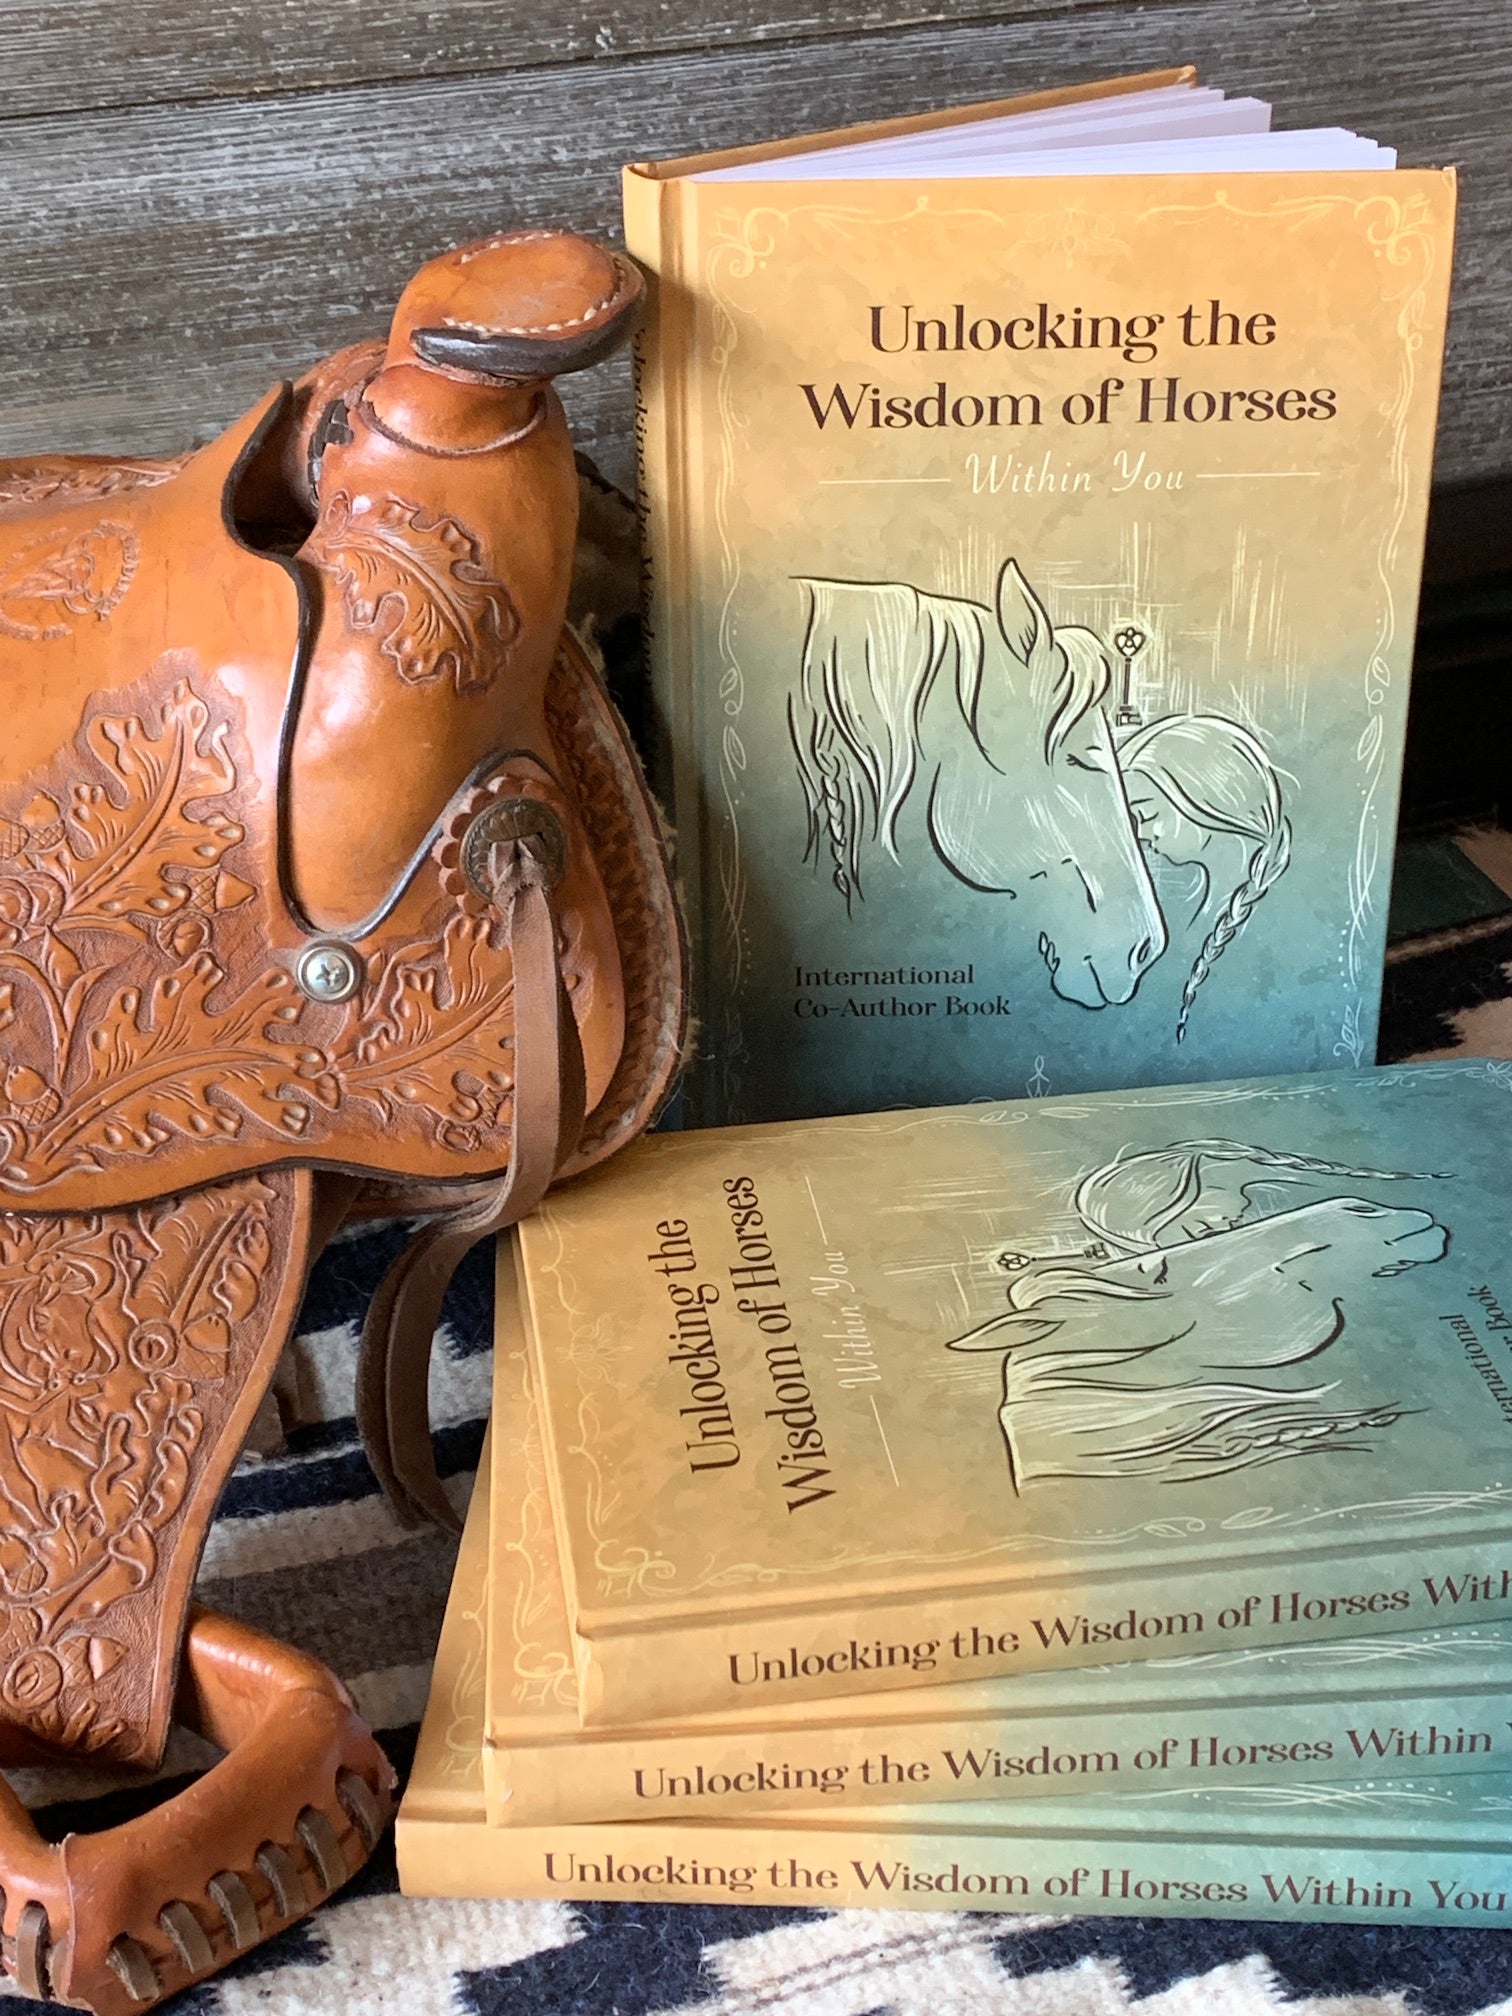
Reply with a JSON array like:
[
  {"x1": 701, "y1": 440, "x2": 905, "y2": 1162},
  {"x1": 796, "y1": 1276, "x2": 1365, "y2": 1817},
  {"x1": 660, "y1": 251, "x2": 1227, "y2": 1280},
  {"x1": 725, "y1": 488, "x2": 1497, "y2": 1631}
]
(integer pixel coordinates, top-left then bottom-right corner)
[
  {"x1": 438, "y1": 254, "x2": 635, "y2": 337},
  {"x1": 39, "y1": 1776, "x2": 378, "y2": 2008},
  {"x1": 356, "y1": 384, "x2": 547, "y2": 457}
]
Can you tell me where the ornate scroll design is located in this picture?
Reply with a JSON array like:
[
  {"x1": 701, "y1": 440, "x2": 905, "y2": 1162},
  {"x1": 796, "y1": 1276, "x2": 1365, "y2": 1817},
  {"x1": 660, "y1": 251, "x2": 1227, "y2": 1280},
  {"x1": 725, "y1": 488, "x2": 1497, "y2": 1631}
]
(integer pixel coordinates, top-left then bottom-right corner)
[
  {"x1": 0, "y1": 522, "x2": 139, "y2": 642},
  {"x1": 504, "y1": 1345, "x2": 578, "y2": 1715},
  {"x1": 0, "y1": 1174, "x2": 289, "y2": 1762},
  {"x1": 0, "y1": 457, "x2": 186, "y2": 515},
  {"x1": 305, "y1": 490, "x2": 519, "y2": 694},
  {"x1": 0, "y1": 671, "x2": 544, "y2": 1195}
]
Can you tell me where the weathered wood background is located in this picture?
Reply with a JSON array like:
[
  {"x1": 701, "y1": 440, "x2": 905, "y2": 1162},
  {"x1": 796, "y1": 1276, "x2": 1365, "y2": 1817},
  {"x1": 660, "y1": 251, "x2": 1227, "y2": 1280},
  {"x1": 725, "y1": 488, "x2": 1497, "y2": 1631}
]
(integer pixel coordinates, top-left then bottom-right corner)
[{"x1": 0, "y1": 0, "x2": 1506, "y2": 495}]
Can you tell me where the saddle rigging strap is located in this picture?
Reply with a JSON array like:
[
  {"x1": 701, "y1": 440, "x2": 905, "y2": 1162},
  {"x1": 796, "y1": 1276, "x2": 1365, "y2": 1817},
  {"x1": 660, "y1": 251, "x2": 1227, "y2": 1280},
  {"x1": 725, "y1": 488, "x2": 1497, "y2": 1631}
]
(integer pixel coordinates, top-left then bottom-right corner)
[{"x1": 356, "y1": 817, "x2": 587, "y2": 1530}]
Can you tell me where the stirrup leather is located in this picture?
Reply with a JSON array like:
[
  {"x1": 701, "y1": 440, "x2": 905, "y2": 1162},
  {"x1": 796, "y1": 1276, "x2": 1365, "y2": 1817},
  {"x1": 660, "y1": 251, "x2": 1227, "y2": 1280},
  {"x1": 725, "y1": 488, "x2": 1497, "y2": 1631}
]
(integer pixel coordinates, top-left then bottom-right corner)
[{"x1": 357, "y1": 794, "x2": 588, "y2": 1530}]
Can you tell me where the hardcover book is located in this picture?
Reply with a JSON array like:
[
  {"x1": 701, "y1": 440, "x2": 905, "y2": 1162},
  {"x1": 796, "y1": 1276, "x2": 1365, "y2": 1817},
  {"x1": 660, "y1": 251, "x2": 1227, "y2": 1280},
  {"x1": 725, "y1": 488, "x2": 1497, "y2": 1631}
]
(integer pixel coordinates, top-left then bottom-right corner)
[
  {"x1": 399, "y1": 1463, "x2": 1512, "y2": 1932},
  {"x1": 486, "y1": 1269, "x2": 1512, "y2": 1825},
  {"x1": 515, "y1": 1061, "x2": 1512, "y2": 1726},
  {"x1": 625, "y1": 69, "x2": 1456, "y2": 1124}
]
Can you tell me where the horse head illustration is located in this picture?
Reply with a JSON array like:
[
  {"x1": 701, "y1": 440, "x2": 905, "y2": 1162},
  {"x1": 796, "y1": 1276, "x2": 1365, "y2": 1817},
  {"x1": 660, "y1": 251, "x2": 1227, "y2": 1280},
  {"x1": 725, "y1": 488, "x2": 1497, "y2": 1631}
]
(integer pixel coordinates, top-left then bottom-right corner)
[
  {"x1": 788, "y1": 559, "x2": 1166, "y2": 1009},
  {"x1": 948, "y1": 1194, "x2": 1447, "y2": 1487}
]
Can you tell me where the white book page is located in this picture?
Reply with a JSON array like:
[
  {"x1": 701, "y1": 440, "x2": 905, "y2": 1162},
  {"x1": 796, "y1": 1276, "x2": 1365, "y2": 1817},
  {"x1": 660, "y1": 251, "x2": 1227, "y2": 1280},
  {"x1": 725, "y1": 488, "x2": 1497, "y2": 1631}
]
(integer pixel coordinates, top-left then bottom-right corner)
[
  {"x1": 774, "y1": 86, "x2": 1254, "y2": 174},
  {"x1": 841, "y1": 99, "x2": 1276, "y2": 171},
  {"x1": 692, "y1": 87, "x2": 1394, "y2": 181},
  {"x1": 715, "y1": 84, "x2": 1211, "y2": 172}
]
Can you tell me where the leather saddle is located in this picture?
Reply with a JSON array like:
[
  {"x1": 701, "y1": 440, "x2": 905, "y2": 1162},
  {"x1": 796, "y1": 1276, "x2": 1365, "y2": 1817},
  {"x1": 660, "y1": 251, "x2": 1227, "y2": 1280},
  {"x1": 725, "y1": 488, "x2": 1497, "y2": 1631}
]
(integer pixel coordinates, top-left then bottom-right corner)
[{"x1": 0, "y1": 231, "x2": 685, "y2": 2009}]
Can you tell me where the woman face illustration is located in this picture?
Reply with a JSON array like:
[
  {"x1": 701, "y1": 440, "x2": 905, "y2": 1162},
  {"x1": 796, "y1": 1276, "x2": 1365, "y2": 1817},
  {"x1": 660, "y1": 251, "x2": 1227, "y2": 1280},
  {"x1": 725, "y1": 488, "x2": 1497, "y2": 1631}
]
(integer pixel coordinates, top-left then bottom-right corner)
[
  {"x1": 1128, "y1": 778, "x2": 1219, "y2": 868},
  {"x1": 1161, "y1": 1196, "x2": 1242, "y2": 1241}
]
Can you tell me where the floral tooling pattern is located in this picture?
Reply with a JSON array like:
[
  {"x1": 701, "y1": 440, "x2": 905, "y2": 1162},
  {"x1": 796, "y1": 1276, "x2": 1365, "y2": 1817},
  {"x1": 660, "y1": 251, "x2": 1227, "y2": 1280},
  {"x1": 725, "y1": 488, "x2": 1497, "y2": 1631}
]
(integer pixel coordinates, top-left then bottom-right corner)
[
  {"x1": 0, "y1": 667, "x2": 534, "y2": 1197},
  {"x1": 0, "y1": 1175, "x2": 288, "y2": 1761},
  {"x1": 0, "y1": 522, "x2": 139, "y2": 642},
  {"x1": 305, "y1": 490, "x2": 520, "y2": 694}
]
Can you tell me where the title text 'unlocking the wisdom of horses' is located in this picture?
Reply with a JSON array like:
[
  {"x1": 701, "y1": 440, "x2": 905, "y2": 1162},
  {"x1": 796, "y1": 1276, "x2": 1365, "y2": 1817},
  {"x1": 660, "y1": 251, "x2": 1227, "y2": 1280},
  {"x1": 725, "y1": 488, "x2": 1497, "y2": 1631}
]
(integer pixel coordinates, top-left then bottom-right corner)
[{"x1": 802, "y1": 297, "x2": 1338, "y2": 431}]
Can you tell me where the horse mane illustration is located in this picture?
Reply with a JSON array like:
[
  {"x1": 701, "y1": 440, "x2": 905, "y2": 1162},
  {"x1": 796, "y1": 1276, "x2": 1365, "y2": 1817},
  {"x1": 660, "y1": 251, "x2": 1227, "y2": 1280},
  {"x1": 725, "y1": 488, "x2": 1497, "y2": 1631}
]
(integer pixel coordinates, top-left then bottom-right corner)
[
  {"x1": 786, "y1": 561, "x2": 1165, "y2": 1010},
  {"x1": 947, "y1": 1137, "x2": 1450, "y2": 1489}
]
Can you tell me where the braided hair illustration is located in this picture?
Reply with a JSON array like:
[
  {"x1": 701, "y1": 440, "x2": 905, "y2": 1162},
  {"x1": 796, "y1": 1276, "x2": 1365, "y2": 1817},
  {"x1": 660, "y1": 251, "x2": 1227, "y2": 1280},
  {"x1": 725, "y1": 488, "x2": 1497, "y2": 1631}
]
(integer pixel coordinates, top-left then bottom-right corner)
[
  {"x1": 1066, "y1": 1137, "x2": 1447, "y2": 1259},
  {"x1": 1119, "y1": 713, "x2": 1292, "y2": 1041}
]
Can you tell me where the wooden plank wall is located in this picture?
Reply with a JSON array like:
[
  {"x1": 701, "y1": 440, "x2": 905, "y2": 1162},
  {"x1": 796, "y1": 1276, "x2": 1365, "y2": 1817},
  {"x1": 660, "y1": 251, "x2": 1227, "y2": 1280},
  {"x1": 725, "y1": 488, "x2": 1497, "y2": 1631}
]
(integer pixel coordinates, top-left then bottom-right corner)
[{"x1": 0, "y1": 0, "x2": 1506, "y2": 495}]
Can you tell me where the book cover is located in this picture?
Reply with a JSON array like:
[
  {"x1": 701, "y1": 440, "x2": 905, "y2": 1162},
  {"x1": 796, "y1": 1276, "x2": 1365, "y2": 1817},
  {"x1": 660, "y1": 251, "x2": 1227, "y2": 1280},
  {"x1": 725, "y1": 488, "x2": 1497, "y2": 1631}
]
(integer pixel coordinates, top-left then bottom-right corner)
[
  {"x1": 486, "y1": 1261, "x2": 1512, "y2": 1825},
  {"x1": 516, "y1": 1061, "x2": 1512, "y2": 1725},
  {"x1": 625, "y1": 80, "x2": 1455, "y2": 1125},
  {"x1": 400, "y1": 1462, "x2": 1512, "y2": 1932}
]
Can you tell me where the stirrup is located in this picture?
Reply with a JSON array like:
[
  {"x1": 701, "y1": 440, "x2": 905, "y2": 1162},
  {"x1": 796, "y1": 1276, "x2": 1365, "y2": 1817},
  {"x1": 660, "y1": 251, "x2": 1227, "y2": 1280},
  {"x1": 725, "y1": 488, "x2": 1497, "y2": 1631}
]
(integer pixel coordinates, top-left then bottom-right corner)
[{"x1": 0, "y1": 1610, "x2": 394, "y2": 2012}]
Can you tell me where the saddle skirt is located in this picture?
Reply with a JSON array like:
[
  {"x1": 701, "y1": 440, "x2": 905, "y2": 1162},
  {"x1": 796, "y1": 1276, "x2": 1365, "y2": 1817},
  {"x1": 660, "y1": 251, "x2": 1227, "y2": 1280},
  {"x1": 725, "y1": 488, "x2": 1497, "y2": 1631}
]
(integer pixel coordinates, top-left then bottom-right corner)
[{"x1": 0, "y1": 230, "x2": 685, "y2": 2012}]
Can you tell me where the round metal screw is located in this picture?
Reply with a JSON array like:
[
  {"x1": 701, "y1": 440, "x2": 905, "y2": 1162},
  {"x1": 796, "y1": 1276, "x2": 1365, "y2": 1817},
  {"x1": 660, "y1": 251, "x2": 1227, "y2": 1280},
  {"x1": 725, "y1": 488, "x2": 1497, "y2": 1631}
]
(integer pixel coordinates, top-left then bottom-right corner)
[{"x1": 296, "y1": 942, "x2": 362, "y2": 1004}]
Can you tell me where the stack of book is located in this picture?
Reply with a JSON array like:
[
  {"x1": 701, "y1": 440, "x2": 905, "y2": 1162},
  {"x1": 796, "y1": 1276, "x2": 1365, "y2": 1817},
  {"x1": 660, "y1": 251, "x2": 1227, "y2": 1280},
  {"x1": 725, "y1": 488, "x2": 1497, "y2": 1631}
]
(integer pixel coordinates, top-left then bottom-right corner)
[{"x1": 400, "y1": 1063, "x2": 1512, "y2": 1929}]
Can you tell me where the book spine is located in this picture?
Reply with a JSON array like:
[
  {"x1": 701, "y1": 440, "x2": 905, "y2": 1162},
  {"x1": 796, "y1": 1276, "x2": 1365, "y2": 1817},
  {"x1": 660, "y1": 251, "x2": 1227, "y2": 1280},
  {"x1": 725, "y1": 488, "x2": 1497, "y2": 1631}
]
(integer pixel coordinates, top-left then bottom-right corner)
[
  {"x1": 486, "y1": 1682, "x2": 1512, "y2": 1826},
  {"x1": 398, "y1": 1807, "x2": 1512, "y2": 1929},
  {"x1": 621, "y1": 165, "x2": 706, "y2": 1124},
  {"x1": 574, "y1": 1536, "x2": 1512, "y2": 1726}
]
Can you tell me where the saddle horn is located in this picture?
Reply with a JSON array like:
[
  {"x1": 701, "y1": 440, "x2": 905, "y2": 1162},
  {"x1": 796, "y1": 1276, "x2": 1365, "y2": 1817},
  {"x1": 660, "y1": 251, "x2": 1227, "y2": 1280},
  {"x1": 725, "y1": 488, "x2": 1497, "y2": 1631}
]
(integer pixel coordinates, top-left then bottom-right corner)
[{"x1": 401, "y1": 233, "x2": 643, "y2": 384}]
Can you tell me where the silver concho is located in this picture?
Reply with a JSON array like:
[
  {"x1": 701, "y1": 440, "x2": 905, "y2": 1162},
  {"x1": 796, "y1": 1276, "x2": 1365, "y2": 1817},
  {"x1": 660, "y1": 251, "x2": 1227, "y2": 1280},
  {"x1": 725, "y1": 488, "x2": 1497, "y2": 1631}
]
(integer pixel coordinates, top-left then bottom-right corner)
[
  {"x1": 461, "y1": 797, "x2": 567, "y2": 902},
  {"x1": 296, "y1": 940, "x2": 363, "y2": 1003}
]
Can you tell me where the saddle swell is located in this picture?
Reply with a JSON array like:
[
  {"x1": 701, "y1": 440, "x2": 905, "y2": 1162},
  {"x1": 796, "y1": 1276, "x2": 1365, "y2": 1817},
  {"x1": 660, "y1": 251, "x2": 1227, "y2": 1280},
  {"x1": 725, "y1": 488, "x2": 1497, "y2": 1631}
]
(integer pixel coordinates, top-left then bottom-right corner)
[{"x1": 0, "y1": 230, "x2": 685, "y2": 2009}]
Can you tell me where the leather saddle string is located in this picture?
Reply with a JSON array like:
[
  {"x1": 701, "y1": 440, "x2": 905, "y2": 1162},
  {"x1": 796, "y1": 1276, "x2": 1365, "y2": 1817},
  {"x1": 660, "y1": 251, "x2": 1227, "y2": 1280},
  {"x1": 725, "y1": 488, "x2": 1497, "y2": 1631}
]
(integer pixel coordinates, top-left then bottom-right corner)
[{"x1": 356, "y1": 835, "x2": 586, "y2": 1531}]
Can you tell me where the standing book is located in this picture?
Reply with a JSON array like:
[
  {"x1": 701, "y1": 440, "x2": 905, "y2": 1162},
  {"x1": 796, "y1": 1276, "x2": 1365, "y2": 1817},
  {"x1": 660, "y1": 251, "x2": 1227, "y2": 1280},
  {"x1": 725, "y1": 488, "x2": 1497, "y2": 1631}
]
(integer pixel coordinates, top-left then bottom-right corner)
[
  {"x1": 514, "y1": 1061, "x2": 1512, "y2": 1726},
  {"x1": 486, "y1": 1257, "x2": 1512, "y2": 1825},
  {"x1": 625, "y1": 69, "x2": 1456, "y2": 1124},
  {"x1": 399, "y1": 1453, "x2": 1512, "y2": 1933}
]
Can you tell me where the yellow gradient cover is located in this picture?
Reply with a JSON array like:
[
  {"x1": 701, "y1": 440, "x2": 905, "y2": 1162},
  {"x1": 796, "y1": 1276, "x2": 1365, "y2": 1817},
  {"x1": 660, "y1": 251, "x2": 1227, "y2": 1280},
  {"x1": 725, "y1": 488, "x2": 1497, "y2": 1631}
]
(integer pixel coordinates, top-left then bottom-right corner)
[
  {"x1": 399, "y1": 1437, "x2": 1512, "y2": 1929},
  {"x1": 516, "y1": 1065, "x2": 1512, "y2": 1725},
  {"x1": 484, "y1": 1255, "x2": 1512, "y2": 1825}
]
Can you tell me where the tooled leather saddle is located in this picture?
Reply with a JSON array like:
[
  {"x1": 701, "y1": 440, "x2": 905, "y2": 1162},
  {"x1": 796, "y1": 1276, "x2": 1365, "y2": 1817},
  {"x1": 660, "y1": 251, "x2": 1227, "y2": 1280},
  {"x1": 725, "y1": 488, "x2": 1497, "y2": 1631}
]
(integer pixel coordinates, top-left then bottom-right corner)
[{"x1": 0, "y1": 231, "x2": 684, "y2": 2010}]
